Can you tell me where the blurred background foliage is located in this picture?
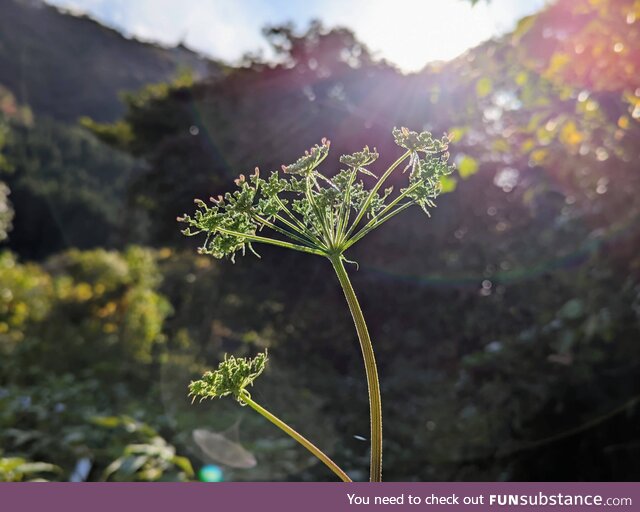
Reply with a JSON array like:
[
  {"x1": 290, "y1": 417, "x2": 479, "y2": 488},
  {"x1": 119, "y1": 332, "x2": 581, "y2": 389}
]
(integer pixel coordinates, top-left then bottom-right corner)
[{"x1": 0, "y1": 0, "x2": 639, "y2": 481}]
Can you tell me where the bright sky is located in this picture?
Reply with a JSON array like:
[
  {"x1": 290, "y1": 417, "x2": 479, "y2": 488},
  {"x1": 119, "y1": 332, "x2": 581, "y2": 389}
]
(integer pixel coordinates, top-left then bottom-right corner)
[{"x1": 45, "y1": 0, "x2": 547, "y2": 72}]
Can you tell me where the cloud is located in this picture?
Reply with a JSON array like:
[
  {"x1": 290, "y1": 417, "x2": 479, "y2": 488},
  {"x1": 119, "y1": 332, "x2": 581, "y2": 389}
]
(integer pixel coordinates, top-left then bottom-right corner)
[
  {"x1": 318, "y1": 0, "x2": 547, "y2": 70},
  {"x1": 48, "y1": 0, "x2": 271, "y2": 63}
]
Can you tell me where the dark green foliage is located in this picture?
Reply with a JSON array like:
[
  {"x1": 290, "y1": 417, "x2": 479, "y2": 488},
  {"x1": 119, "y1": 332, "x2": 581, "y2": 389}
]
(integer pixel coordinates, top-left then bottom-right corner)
[
  {"x1": 97, "y1": 416, "x2": 194, "y2": 482},
  {"x1": 1, "y1": 117, "x2": 136, "y2": 258},
  {"x1": 0, "y1": 181, "x2": 12, "y2": 242},
  {"x1": 0, "y1": 374, "x2": 192, "y2": 481}
]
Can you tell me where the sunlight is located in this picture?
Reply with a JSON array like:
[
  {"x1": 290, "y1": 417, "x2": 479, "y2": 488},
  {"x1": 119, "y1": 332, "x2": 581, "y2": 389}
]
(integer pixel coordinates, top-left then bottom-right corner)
[
  {"x1": 46, "y1": 0, "x2": 547, "y2": 72},
  {"x1": 323, "y1": 0, "x2": 546, "y2": 71}
]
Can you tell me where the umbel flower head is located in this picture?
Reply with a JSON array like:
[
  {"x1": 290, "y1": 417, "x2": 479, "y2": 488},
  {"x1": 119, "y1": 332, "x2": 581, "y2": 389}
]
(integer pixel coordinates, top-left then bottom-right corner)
[
  {"x1": 178, "y1": 127, "x2": 455, "y2": 262},
  {"x1": 339, "y1": 145, "x2": 379, "y2": 177},
  {"x1": 281, "y1": 138, "x2": 331, "y2": 176},
  {"x1": 189, "y1": 351, "x2": 268, "y2": 404},
  {"x1": 392, "y1": 127, "x2": 449, "y2": 154}
]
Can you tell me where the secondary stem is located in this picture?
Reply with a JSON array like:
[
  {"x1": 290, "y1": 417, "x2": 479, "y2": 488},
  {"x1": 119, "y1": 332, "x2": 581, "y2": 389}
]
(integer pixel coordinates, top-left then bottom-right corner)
[
  {"x1": 240, "y1": 391, "x2": 352, "y2": 482},
  {"x1": 215, "y1": 227, "x2": 325, "y2": 256},
  {"x1": 252, "y1": 214, "x2": 317, "y2": 248},
  {"x1": 343, "y1": 150, "x2": 410, "y2": 240},
  {"x1": 329, "y1": 255, "x2": 382, "y2": 482},
  {"x1": 344, "y1": 200, "x2": 414, "y2": 251}
]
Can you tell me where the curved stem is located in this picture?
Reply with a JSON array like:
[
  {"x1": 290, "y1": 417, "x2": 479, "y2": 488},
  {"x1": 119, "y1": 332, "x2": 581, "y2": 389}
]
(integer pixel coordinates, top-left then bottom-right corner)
[
  {"x1": 329, "y1": 255, "x2": 382, "y2": 482},
  {"x1": 240, "y1": 391, "x2": 352, "y2": 482}
]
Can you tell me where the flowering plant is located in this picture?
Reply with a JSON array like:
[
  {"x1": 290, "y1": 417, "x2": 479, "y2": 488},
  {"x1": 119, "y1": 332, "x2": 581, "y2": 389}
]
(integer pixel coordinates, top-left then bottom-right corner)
[{"x1": 182, "y1": 127, "x2": 454, "y2": 481}]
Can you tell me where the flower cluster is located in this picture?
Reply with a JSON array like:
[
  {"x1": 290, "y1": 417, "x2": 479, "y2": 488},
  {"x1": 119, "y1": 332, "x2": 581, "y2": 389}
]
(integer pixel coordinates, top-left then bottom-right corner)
[
  {"x1": 392, "y1": 127, "x2": 450, "y2": 154},
  {"x1": 179, "y1": 127, "x2": 455, "y2": 261},
  {"x1": 189, "y1": 351, "x2": 268, "y2": 403},
  {"x1": 282, "y1": 138, "x2": 331, "y2": 177},
  {"x1": 403, "y1": 149, "x2": 454, "y2": 214},
  {"x1": 339, "y1": 145, "x2": 379, "y2": 177}
]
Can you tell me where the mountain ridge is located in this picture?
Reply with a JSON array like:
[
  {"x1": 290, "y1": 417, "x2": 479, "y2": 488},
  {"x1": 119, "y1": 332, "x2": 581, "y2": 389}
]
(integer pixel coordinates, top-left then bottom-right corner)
[{"x1": 0, "y1": 0, "x2": 223, "y2": 122}]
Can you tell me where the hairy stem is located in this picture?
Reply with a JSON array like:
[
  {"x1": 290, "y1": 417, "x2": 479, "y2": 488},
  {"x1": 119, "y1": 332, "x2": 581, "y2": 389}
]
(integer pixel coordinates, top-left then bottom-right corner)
[
  {"x1": 240, "y1": 391, "x2": 352, "y2": 482},
  {"x1": 330, "y1": 255, "x2": 382, "y2": 482}
]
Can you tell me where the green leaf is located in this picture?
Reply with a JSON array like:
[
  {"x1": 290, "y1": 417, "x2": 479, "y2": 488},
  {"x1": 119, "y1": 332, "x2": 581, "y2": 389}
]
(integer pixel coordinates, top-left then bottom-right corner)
[
  {"x1": 91, "y1": 416, "x2": 122, "y2": 428},
  {"x1": 172, "y1": 456, "x2": 195, "y2": 477},
  {"x1": 15, "y1": 462, "x2": 61, "y2": 475},
  {"x1": 515, "y1": 71, "x2": 529, "y2": 86},
  {"x1": 102, "y1": 458, "x2": 124, "y2": 481},
  {"x1": 512, "y1": 14, "x2": 536, "y2": 42},
  {"x1": 439, "y1": 175, "x2": 458, "y2": 193},
  {"x1": 447, "y1": 127, "x2": 467, "y2": 143},
  {"x1": 458, "y1": 155, "x2": 479, "y2": 179},
  {"x1": 118, "y1": 455, "x2": 148, "y2": 476},
  {"x1": 476, "y1": 77, "x2": 493, "y2": 98}
]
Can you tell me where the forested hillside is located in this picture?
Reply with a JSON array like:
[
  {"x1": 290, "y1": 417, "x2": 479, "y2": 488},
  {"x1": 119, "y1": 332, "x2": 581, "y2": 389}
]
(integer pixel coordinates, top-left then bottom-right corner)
[{"x1": 0, "y1": 0, "x2": 220, "y2": 122}]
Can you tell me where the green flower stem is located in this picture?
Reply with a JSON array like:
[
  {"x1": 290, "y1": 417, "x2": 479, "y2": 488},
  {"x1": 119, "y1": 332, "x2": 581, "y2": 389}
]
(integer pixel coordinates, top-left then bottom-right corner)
[
  {"x1": 239, "y1": 391, "x2": 352, "y2": 482},
  {"x1": 273, "y1": 197, "x2": 327, "y2": 248},
  {"x1": 343, "y1": 181, "x2": 423, "y2": 250},
  {"x1": 273, "y1": 213, "x2": 324, "y2": 247},
  {"x1": 344, "y1": 150, "x2": 411, "y2": 240},
  {"x1": 344, "y1": 201, "x2": 414, "y2": 250},
  {"x1": 215, "y1": 227, "x2": 326, "y2": 256},
  {"x1": 330, "y1": 255, "x2": 382, "y2": 482},
  {"x1": 252, "y1": 214, "x2": 318, "y2": 248},
  {"x1": 373, "y1": 180, "x2": 422, "y2": 221},
  {"x1": 306, "y1": 176, "x2": 334, "y2": 245},
  {"x1": 336, "y1": 169, "x2": 357, "y2": 244}
]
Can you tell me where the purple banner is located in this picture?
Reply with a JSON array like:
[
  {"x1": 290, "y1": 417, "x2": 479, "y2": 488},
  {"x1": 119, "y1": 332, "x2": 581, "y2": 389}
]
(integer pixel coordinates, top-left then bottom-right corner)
[{"x1": 0, "y1": 482, "x2": 638, "y2": 511}]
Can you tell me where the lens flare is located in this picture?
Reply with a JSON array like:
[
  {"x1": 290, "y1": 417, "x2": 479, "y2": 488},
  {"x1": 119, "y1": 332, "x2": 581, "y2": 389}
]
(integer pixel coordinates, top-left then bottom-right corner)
[{"x1": 198, "y1": 464, "x2": 224, "y2": 482}]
